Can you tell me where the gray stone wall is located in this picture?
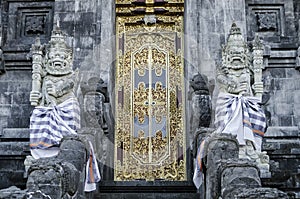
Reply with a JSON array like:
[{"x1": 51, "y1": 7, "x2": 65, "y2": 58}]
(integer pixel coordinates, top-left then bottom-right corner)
[
  {"x1": 0, "y1": 0, "x2": 299, "y2": 197},
  {"x1": 245, "y1": 0, "x2": 300, "y2": 197},
  {"x1": 0, "y1": 71, "x2": 32, "y2": 188}
]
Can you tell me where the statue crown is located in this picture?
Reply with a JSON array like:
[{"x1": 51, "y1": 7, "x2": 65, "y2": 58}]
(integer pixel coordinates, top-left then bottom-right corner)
[
  {"x1": 48, "y1": 26, "x2": 69, "y2": 51},
  {"x1": 226, "y1": 23, "x2": 246, "y2": 47},
  {"x1": 229, "y1": 23, "x2": 241, "y2": 35}
]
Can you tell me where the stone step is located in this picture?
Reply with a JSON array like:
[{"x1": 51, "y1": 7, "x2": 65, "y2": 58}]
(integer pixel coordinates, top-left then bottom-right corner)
[
  {"x1": 94, "y1": 193, "x2": 200, "y2": 199},
  {"x1": 93, "y1": 181, "x2": 200, "y2": 199}
]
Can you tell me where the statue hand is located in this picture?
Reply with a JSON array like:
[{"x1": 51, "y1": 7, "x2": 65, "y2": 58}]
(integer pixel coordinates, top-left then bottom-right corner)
[
  {"x1": 46, "y1": 83, "x2": 58, "y2": 97},
  {"x1": 237, "y1": 82, "x2": 248, "y2": 95},
  {"x1": 30, "y1": 91, "x2": 41, "y2": 105},
  {"x1": 252, "y1": 82, "x2": 263, "y2": 95}
]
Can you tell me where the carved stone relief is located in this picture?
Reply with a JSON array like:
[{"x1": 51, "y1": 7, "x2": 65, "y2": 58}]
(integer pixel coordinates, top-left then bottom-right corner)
[
  {"x1": 25, "y1": 15, "x2": 46, "y2": 36},
  {"x1": 246, "y1": 4, "x2": 285, "y2": 41},
  {"x1": 78, "y1": 74, "x2": 110, "y2": 176},
  {"x1": 256, "y1": 12, "x2": 278, "y2": 31},
  {"x1": 1, "y1": 1, "x2": 54, "y2": 70}
]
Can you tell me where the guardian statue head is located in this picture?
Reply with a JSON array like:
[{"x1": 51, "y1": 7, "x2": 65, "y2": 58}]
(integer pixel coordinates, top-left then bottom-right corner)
[
  {"x1": 222, "y1": 23, "x2": 250, "y2": 70},
  {"x1": 44, "y1": 27, "x2": 73, "y2": 75}
]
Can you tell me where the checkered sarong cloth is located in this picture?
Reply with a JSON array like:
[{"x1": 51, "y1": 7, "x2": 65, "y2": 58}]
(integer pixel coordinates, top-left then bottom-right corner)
[
  {"x1": 30, "y1": 98, "x2": 80, "y2": 149},
  {"x1": 215, "y1": 93, "x2": 266, "y2": 137}
]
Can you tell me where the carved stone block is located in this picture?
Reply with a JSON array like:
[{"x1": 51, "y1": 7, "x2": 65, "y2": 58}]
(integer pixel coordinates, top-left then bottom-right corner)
[
  {"x1": 246, "y1": 4, "x2": 285, "y2": 41},
  {"x1": 235, "y1": 187, "x2": 289, "y2": 199},
  {"x1": 26, "y1": 136, "x2": 86, "y2": 199},
  {"x1": 4, "y1": 1, "x2": 54, "y2": 46},
  {"x1": 219, "y1": 160, "x2": 261, "y2": 199},
  {"x1": 203, "y1": 133, "x2": 239, "y2": 199},
  {"x1": 1, "y1": 1, "x2": 54, "y2": 70},
  {"x1": 256, "y1": 12, "x2": 278, "y2": 31}
]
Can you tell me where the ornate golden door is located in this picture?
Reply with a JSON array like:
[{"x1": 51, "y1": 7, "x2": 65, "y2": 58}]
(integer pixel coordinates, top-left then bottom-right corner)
[{"x1": 114, "y1": 0, "x2": 185, "y2": 181}]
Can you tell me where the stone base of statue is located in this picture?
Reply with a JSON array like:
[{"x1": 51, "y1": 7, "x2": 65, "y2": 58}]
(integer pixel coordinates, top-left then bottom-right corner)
[{"x1": 26, "y1": 136, "x2": 87, "y2": 199}]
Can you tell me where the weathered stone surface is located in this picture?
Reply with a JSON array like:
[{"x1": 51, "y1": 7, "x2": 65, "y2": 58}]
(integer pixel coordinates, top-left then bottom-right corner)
[
  {"x1": 264, "y1": 126, "x2": 300, "y2": 137},
  {"x1": 0, "y1": 128, "x2": 30, "y2": 189},
  {"x1": 235, "y1": 187, "x2": 289, "y2": 199},
  {"x1": 27, "y1": 164, "x2": 64, "y2": 198},
  {"x1": 190, "y1": 73, "x2": 212, "y2": 133},
  {"x1": 57, "y1": 136, "x2": 86, "y2": 171},
  {"x1": 219, "y1": 160, "x2": 261, "y2": 199},
  {"x1": 26, "y1": 136, "x2": 87, "y2": 198},
  {"x1": 203, "y1": 133, "x2": 239, "y2": 199},
  {"x1": 0, "y1": 186, "x2": 26, "y2": 199},
  {"x1": 96, "y1": 193, "x2": 200, "y2": 199}
]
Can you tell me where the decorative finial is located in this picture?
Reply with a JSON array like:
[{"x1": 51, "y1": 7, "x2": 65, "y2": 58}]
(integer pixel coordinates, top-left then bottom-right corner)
[
  {"x1": 35, "y1": 35, "x2": 41, "y2": 46},
  {"x1": 230, "y1": 22, "x2": 241, "y2": 35},
  {"x1": 253, "y1": 34, "x2": 263, "y2": 49},
  {"x1": 57, "y1": 19, "x2": 60, "y2": 29}
]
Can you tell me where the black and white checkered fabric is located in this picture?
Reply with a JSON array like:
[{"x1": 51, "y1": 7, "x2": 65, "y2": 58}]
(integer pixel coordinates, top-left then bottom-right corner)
[
  {"x1": 215, "y1": 93, "x2": 266, "y2": 137},
  {"x1": 30, "y1": 98, "x2": 80, "y2": 149}
]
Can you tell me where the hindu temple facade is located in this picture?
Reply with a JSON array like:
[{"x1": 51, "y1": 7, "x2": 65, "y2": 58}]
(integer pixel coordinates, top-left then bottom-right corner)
[{"x1": 0, "y1": 0, "x2": 299, "y2": 198}]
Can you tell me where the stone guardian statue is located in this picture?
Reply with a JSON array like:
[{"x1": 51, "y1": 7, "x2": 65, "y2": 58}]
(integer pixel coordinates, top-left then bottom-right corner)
[
  {"x1": 29, "y1": 24, "x2": 80, "y2": 159},
  {"x1": 214, "y1": 23, "x2": 269, "y2": 174}
]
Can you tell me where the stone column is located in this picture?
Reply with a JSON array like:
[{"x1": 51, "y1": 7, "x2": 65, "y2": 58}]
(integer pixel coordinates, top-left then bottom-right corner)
[{"x1": 203, "y1": 133, "x2": 239, "y2": 199}]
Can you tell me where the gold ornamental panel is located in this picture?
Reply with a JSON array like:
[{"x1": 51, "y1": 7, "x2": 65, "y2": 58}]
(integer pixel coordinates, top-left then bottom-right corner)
[{"x1": 114, "y1": 3, "x2": 185, "y2": 181}]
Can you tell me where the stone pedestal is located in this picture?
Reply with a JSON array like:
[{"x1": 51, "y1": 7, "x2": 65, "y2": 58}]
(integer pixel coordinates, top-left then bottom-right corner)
[
  {"x1": 26, "y1": 136, "x2": 87, "y2": 199},
  {"x1": 219, "y1": 159, "x2": 261, "y2": 199},
  {"x1": 202, "y1": 133, "x2": 239, "y2": 199}
]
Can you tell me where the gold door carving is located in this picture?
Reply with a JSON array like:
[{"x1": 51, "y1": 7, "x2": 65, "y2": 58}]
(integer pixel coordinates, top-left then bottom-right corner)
[{"x1": 115, "y1": 1, "x2": 185, "y2": 181}]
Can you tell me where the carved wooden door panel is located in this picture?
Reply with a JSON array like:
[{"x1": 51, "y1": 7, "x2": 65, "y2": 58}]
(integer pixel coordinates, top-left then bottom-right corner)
[
  {"x1": 115, "y1": 2, "x2": 185, "y2": 181},
  {"x1": 132, "y1": 45, "x2": 168, "y2": 165}
]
